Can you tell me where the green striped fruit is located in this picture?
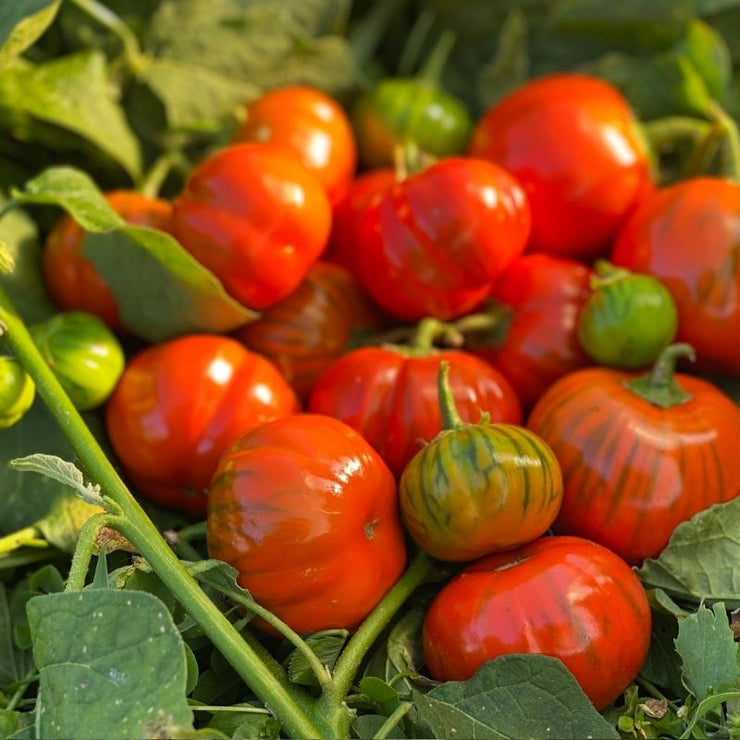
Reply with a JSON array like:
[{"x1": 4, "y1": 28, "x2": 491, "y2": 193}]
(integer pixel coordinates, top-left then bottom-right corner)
[
  {"x1": 0, "y1": 355, "x2": 35, "y2": 428},
  {"x1": 398, "y1": 362, "x2": 563, "y2": 562},
  {"x1": 30, "y1": 311, "x2": 125, "y2": 410},
  {"x1": 577, "y1": 260, "x2": 678, "y2": 369}
]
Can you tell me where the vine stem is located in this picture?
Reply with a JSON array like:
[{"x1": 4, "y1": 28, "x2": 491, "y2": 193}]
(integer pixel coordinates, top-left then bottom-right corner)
[
  {"x1": 317, "y1": 550, "x2": 434, "y2": 735},
  {"x1": 0, "y1": 526, "x2": 48, "y2": 553},
  {"x1": 374, "y1": 702, "x2": 413, "y2": 739},
  {"x1": 0, "y1": 286, "x2": 322, "y2": 740}
]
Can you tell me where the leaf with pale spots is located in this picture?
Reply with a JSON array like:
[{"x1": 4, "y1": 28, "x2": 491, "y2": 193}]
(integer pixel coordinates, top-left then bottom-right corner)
[
  {"x1": 412, "y1": 654, "x2": 619, "y2": 739},
  {"x1": 27, "y1": 589, "x2": 194, "y2": 740}
]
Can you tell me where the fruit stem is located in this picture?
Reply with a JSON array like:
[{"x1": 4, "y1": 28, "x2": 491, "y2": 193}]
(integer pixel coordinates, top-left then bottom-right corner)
[
  {"x1": 623, "y1": 343, "x2": 695, "y2": 409},
  {"x1": 410, "y1": 316, "x2": 462, "y2": 352},
  {"x1": 438, "y1": 360, "x2": 465, "y2": 430}
]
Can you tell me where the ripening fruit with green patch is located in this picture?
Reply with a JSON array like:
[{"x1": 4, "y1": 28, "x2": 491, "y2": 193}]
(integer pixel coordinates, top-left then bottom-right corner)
[
  {"x1": 0, "y1": 354, "x2": 35, "y2": 429},
  {"x1": 398, "y1": 361, "x2": 563, "y2": 562},
  {"x1": 30, "y1": 311, "x2": 125, "y2": 410},
  {"x1": 577, "y1": 260, "x2": 678, "y2": 369}
]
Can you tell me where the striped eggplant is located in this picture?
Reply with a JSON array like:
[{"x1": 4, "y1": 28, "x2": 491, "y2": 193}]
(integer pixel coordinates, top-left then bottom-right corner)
[
  {"x1": 399, "y1": 361, "x2": 562, "y2": 561},
  {"x1": 233, "y1": 261, "x2": 382, "y2": 401},
  {"x1": 527, "y1": 343, "x2": 740, "y2": 564},
  {"x1": 577, "y1": 259, "x2": 677, "y2": 369},
  {"x1": 30, "y1": 310, "x2": 124, "y2": 411},
  {"x1": 422, "y1": 535, "x2": 651, "y2": 710}
]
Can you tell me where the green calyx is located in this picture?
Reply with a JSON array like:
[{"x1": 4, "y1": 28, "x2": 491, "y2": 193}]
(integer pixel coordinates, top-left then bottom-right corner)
[{"x1": 623, "y1": 343, "x2": 695, "y2": 409}]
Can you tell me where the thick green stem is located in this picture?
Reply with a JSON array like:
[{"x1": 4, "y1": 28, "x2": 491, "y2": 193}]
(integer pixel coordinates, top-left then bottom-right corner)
[
  {"x1": 623, "y1": 343, "x2": 695, "y2": 409},
  {"x1": 0, "y1": 286, "x2": 322, "y2": 740},
  {"x1": 319, "y1": 551, "x2": 434, "y2": 735},
  {"x1": 437, "y1": 361, "x2": 464, "y2": 430}
]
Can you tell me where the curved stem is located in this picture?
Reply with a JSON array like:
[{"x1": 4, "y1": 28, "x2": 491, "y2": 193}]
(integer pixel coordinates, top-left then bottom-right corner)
[
  {"x1": 410, "y1": 317, "x2": 459, "y2": 352},
  {"x1": 623, "y1": 343, "x2": 695, "y2": 409},
  {"x1": 437, "y1": 361, "x2": 464, "y2": 430},
  {"x1": 0, "y1": 285, "x2": 322, "y2": 740},
  {"x1": 321, "y1": 550, "x2": 434, "y2": 734},
  {"x1": 65, "y1": 512, "x2": 120, "y2": 591}
]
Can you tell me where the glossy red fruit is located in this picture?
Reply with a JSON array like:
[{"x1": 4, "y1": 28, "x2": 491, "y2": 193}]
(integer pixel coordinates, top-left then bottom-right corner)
[
  {"x1": 611, "y1": 176, "x2": 740, "y2": 376},
  {"x1": 308, "y1": 337, "x2": 522, "y2": 477},
  {"x1": 465, "y1": 253, "x2": 593, "y2": 411},
  {"x1": 105, "y1": 334, "x2": 300, "y2": 516},
  {"x1": 469, "y1": 73, "x2": 652, "y2": 262},
  {"x1": 356, "y1": 157, "x2": 531, "y2": 321},
  {"x1": 527, "y1": 345, "x2": 740, "y2": 564},
  {"x1": 233, "y1": 261, "x2": 383, "y2": 401},
  {"x1": 42, "y1": 190, "x2": 173, "y2": 333},
  {"x1": 231, "y1": 85, "x2": 357, "y2": 205},
  {"x1": 422, "y1": 535, "x2": 651, "y2": 710},
  {"x1": 323, "y1": 167, "x2": 396, "y2": 276},
  {"x1": 170, "y1": 142, "x2": 332, "y2": 311},
  {"x1": 207, "y1": 413, "x2": 407, "y2": 634}
]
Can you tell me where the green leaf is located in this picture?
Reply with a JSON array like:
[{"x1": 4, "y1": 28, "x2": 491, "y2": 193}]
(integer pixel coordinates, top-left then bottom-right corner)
[
  {"x1": 11, "y1": 166, "x2": 256, "y2": 342},
  {"x1": 84, "y1": 227, "x2": 255, "y2": 342},
  {"x1": 10, "y1": 454, "x2": 104, "y2": 508},
  {"x1": 0, "y1": 202, "x2": 57, "y2": 324},
  {"x1": 138, "y1": 0, "x2": 358, "y2": 133},
  {"x1": 0, "y1": 708, "x2": 34, "y2": 739},
  {"x1": 637, "y1": 498, "x2": 740, "y2": 608},
  {"x1": 27, "y1": 589, "x2": 194, "y2": 740},
  {"x1": 0, "y1": 1, "x2": 61, "y2": 71},
  {"x1": 139, "y1": 58, "x2": 260, "y2": 132},
  {"x1": 675, "y1": 602, "x2": 740, "y2": 700},
  {"x1": 0, "y1": 400, "x2": 104, "y2": 541},
  {"x1": 0, "y1": 51, "x2": 142, "y2": 179},
  {"x1": 640, "y1": 608, "x2": 687, "y2": 699},
  {"x1": 286, "y1": 631, "x2": 348, "y2": 687},
  {"x1": 677, "y1": 19, "x2": 732, "y2": 99},
  {"x1": 0, "y1": 583, "x2": 34, "y2": 687},
  {"x1": 10, "y1": 167, "x2": 123, "y2": 231},
  {"x1": 359, "y1": 676, "x2": 401, "y2": 716},
  {"x1": 413, "y1": 654, "x2": 620, "y2": 739},
  {"x1": 581, "y1": 50, "x2": 715, "y2": 120}
]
